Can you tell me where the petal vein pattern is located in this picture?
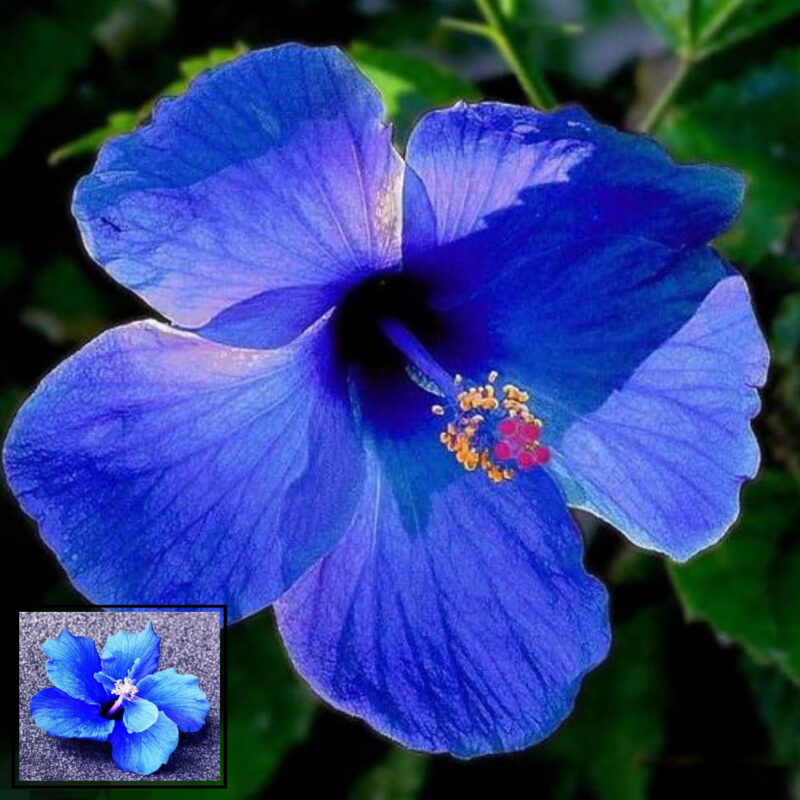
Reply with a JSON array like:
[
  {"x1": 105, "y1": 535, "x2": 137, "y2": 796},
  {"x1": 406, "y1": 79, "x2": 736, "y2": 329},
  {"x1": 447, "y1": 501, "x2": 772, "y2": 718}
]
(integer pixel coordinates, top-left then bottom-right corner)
[
  {"x1": 277, "y1": 431, "x2": 610, "y2": 756},
  {"x1": 403, "y1": 102, "x2": 744, "y2": 309},
  {"x1": 4, "y1": 317, "x2": 365, "y2": 620},
  {"x1": 73, "y1": 45, "x2": 403, "y2": 345},
  {"x1": 551, "y1": 275, "x2": 768, "y2": 559}
]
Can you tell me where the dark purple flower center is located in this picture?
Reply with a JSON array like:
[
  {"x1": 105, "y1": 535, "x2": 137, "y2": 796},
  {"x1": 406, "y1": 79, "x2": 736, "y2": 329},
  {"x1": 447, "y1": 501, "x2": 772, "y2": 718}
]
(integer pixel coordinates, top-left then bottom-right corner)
[
  {"x1": 333, "y1": 272, "x2": 441, "y2": 371},
  {"x1": 334, "y1": 273, "x2": 550, "y2": 482}
]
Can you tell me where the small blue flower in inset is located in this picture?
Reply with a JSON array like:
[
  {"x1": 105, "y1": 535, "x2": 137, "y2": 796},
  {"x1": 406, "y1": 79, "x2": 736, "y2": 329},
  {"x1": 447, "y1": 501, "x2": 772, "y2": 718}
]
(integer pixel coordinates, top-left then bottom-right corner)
[
  {"x1": 6, "y1": 45, "x2": 767, "y2": 757},
  {"x1": 29, "y1": 622, "x2": 209, "y2": 775}
]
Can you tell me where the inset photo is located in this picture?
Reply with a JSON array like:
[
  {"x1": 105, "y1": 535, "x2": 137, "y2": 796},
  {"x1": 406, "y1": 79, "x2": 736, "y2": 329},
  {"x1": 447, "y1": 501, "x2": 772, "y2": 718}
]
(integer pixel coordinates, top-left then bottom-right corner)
[{"x1": 17, "y1": 608, "x2": 222, "y2": 784}]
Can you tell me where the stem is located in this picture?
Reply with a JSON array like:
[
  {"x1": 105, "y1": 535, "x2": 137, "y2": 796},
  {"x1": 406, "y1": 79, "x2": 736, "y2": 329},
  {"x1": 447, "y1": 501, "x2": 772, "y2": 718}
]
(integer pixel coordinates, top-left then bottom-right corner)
[
  {"x1": 638, "y1": 58, "x2": 692, "y2": 133},
  {"x1": 638, "y1": 0, "x2": 752, "y2": 133},
  {"x1": 474, "y1": 0, "x2": 556, "y2": 109},
  {"x1": 440, "y1": 16, "x2": 494, "y2": 39}
]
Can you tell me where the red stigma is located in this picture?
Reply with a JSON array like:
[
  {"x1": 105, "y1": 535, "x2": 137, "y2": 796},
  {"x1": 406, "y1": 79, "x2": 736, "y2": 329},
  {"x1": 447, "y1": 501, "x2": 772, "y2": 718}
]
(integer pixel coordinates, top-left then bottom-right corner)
[
  {"x1": 494, "y1": 418, "x2": 548, "y2": 471},
  {"x1": 494, "y1": 441, "x2": 512, "y2": 461},
  {"x1": 516, "y1": 450, "x2": 536, "y2": 470},
  {"x1": 498, "y1": 419, "x2": 517, "y2": 436}
]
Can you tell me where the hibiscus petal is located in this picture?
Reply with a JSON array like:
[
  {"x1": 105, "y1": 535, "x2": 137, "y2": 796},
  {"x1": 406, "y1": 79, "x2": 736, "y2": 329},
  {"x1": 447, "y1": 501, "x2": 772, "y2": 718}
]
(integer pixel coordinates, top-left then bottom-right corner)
[
  {"x1": 403, "y1": 101, "x2": 743, "y2": 307},
  {"x1": 42, "y1": 628, "x2": 107, "y2": 704},
  {"x1": 30, "y1": 687, "x2": 114, "y2": 741},
  {"x1": 276, "y1": 376, "x2": 609, "y2": 757},
  {"x1": 122, "y1": 697, "x2": 159, "y2": 734},
  {"x1": 4, "y1": 317, "x2": 364, "y2": 620},
  {"x1": 101, "y1": 622, "x2": 161, "y2": 682},
  {"x1": 550, "y1": 275, "x2": 768, "y2": 560},
  {"x1": 110, "y1": 710, "x2": 179, "y2": 775},
  {"x1": 441, "y1": 239, "x2": 767, "y2": 559},
  {"x1": 137, "y1": 668, "x2": 210, "y2": 732},
  {"x1": 94, "y1": 671, "x2": 116, "y2": 694},
  {"x1": 73, "y1": 44, "x2": 402, "y2": 345}
]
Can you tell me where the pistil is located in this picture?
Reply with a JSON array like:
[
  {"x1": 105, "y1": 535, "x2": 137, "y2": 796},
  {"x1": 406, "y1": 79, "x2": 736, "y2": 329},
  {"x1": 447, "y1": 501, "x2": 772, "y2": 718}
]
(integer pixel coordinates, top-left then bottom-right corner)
[
  {"x1": 379, "y1": 319, "x2": 551, "y2": 484},
  {"x1": 108, "y1": 676, "x2": 138, "y2": 715}
]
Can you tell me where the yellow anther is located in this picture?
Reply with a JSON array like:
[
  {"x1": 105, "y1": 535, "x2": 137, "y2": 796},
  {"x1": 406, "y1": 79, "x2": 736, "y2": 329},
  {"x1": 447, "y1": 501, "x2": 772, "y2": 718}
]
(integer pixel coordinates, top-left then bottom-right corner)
[{"x1": 435, "y1": 371, "x2": 539, "y2": 485}]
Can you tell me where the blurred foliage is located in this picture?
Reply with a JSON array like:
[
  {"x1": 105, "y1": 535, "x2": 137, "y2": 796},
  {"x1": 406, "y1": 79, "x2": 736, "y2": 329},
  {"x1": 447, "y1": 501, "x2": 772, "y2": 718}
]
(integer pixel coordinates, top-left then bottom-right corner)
[
  {"x1": 0, "y1": 0, "x2": 116, "y2": 156},
  {"x1": 0, "y1": 246, "x2": 24, "y2": 293},
  {"x1": 350, "y1": 749, "x2": 430, "y2": 800},
  {"x1": 3, "y1": 0, "x2": 800, "y2": 798},
  {"x1": 27, "y1": 257, "x2": 113, "y2": 343},
  {"x1": 660, "y1": 48, "x2": 800, "y2": 261},
  {"x1": 94, "y1": 0, "x2": 176, "y2": 61},
  {"x1": 542, "y1": 604, "x2": 669, "y2": 800},
  {"x1": 49, "y1": 43, "x2": 248, "y2": 164},
  {"x1": 528, "y1": 0, "x2": 656, "y2": 87},
  {"x1": 634, "y1": 0, "x2": 800, "y2": 58},
  {"x1": 670, "y1": 472, "x2": 800, "y2": 683},
  {"x1": 773, "y1": 293, "x2": 800, "y2": 368},
  {"x1": 743, "y1": 658, "x2": 800, "y2": 768},
  {"x1": 350, "y1": 42, "x2": 480, "y2": 143}
]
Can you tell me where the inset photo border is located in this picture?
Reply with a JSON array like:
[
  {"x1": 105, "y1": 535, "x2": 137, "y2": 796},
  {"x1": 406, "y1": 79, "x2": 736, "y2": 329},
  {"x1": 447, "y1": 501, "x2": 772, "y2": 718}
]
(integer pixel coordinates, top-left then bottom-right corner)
[{"x1": 16, "y1": 605, "x2": 226, "y2": 788}]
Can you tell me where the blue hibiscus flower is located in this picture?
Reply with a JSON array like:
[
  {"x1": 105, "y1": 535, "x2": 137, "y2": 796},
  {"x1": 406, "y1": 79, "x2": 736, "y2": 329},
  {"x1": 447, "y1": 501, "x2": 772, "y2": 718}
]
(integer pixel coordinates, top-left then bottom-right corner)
[
  {"x1": 6, "y1": 44, "x2": 767, "y2": 757},
  {"x1": 29, "y1": 622, "x2": 210, "y2": 775}
]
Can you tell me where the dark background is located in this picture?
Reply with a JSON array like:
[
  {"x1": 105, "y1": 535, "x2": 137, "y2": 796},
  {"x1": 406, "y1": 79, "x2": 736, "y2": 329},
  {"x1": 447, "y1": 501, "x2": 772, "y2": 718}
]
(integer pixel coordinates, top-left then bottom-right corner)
[{"x1": 2, "y1": 1, "x2": 800, "y2": 798}]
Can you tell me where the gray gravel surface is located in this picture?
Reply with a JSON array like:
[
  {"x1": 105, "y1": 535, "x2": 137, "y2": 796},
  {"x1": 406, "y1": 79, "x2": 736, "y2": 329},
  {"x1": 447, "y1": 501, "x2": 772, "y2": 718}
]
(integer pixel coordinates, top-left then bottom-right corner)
[{"x1": 18, "y1": 610, "x2": 220, "y2": 783}]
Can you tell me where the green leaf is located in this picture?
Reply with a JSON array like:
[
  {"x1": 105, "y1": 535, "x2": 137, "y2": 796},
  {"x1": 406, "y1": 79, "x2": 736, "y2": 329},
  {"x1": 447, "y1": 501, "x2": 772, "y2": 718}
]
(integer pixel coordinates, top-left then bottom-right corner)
[
  {"x1": 349, "y1": 42, "x2": 479, "y2": 144},
  {"x1": 659, "y1": 48, "x2": 800, "y2": 261},
  {"x1": 48, "y1": 111, "x2": 138, "y2": 166},
  {"x1": 633, "y1": 0, "x2": 694, "y2": 52},
  {"x1": 773, "y1": 293, "x2": 800, "y2": 368},
  {"x1": 541, "y1": 605, "x2": 669, "y2": 800},
  {"x1": 0, "y1": 247, "x2": 24, "y2": 293},
  {"x1": 0, "y1": 385, "x2": 24, "y2": 431},
  {"x1": 161, "y1": 44, "x2": 250, "y2": 94},
  {"x1": 742, "y1": 658, "x2": 800, "y2": 766},
  {"x1": 633, "y1": 0, "x2": 800, "y2": 57},
  {"x1": 670, "y1": 471, "x2": 800, "y2": 684},
  {"x1": 349, "y1": 749, "x2": 430, "y2": 800},
  {"x1": 27, "y1": 256, "x2": 114, "y2": 343},
  {"x1": 49, "y1": 43, "x2": 248, "y2": 164},
  {"x1": 694, "y1": 0, "x2": 800, "y2": 57},
  {"x1": 0, "y1": 0, "x2": 116, "y2": 157},
  {"x1": 770, "y1": 287, "x2": 800, "y2": 438}
]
